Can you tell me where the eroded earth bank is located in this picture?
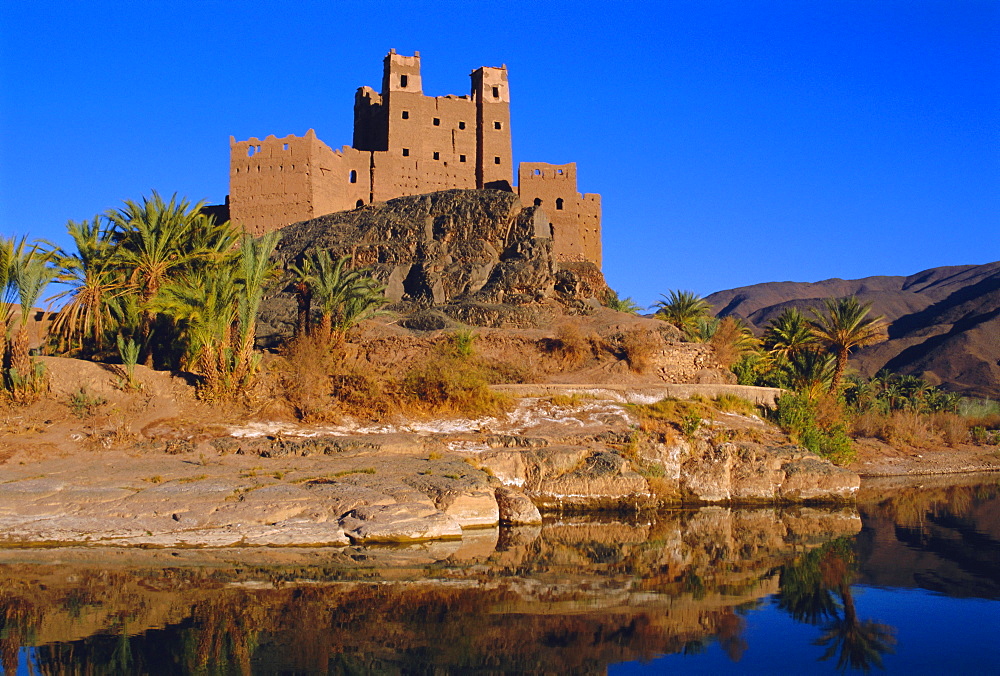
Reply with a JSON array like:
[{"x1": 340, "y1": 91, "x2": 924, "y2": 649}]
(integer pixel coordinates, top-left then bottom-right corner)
[{"x1": 0, "y1": 353, "x2": 861, "y2": 547}]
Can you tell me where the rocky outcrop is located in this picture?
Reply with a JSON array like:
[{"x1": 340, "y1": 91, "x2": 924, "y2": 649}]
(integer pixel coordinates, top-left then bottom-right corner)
[
  {"x1": 478, "y1": 437, "x2": 859, "y2": 510},
  {"x1": 258, "y1": 189, "x2": 609, "y2": 339},
  {"x1": 495, "y1": 486, "x2": 543, "y2": 525}
]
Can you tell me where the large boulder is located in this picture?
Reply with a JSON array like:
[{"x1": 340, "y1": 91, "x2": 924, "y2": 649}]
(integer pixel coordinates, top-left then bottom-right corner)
[{"x1": 258, "y1": 189, "x2": 608, "y2": 340}]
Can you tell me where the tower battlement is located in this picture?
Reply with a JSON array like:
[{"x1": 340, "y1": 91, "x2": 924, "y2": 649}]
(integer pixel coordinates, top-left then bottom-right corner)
[{"x1": 228, "y1": 51, "x2": 601, "y2": 266}]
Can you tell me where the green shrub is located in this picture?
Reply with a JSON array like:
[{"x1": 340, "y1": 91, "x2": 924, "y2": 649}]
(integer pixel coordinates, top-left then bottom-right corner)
[
  {"x1": 69, "y1": 387, "x2": 106, "y2": 419},
  {"x1": 441, "y1": 329, "x2": 477, "y2": 359},
  {"x1": 775, "y1": 392, "x2": 855, "y2": 465}
]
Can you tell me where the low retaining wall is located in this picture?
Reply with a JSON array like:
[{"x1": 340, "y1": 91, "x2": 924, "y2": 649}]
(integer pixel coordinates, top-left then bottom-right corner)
[{"x1": 490, "y1": 383, "x2": 784, "y2": 407}]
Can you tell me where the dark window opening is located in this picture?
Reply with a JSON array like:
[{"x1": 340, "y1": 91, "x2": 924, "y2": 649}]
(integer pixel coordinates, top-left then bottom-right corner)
[
  {"x1": 356, "y1": 199, "x2": 364, "y2": 208},
  {"x1": 349, "y1": 169, "x2": 357, "y2": 184},
  {"x1": 492, "y1": 86, "x2": 499, "y2": 98},
  {"x1": 402, "y1": 148, "x2": 410, "y2": 157},
  {"x1": 458, "y1": 121, "x2": 466, "y2": 130},
  {"x1": 533, "y1": 198, "x2": 542, "y2": 207},
  {"x1": 400, "y1": 74, "x2": 408, "y2": 88},
  {"x1": 494, "y1": 121, "x2": 502, "y2": 130},
  {"x1": 401, "y1": 110, "x2": 409, "y2": 119},
  {"x1": 556, "y1": 198, "x2": 564, "y2": 210},
  {"x1": 433, "y1": 151, "x2": 440, "y2": 160},
  {"x1": 433, "y1": 118, "x2": 440, "y2": 126},
  {"x1": 459, "y1": 154, "x2": 466, "y2": 162},
  {"x1": 494, "y1": 156, "x2": 501, "y2": 164}
]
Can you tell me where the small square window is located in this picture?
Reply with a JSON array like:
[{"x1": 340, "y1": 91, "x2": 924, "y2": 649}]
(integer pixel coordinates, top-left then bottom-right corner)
[
  {"x1": 459, "y1": 155, "x2": 466, "y2": 162},
  {"x1": 401, "y1": 110, "x2": 409, "y2": 119},
  {"x1": 433, "y1": 151, "x2": 440, "y2": 160},
  {"x1": 494, "y1": 121, "x2": 502, "y2": 130},
  {"x1": 458, "y1": 121, "x2": 466, "y2": 130},
  {"x1": 494, "y1": 156, "x2": 501, "y2": 164},
  {"x1": 433, "y1": 118, "x2": 440, "y2": 126},
  {"x1": 402, "y1": 148, "x2": 410, "y2": 157}
]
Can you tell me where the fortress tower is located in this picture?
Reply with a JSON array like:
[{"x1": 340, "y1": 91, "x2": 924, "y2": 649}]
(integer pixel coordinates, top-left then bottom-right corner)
[{"x1": 228, "y1": 50, "x2": 601, "y2": 266}]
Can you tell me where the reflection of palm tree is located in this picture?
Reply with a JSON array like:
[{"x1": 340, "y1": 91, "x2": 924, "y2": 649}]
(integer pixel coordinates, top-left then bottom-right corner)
[
  {"x1": 815, "y1": 591, "x2": 895, "y2": 672},
  {"x1": 777, "y1": 540, "x2": 896, "y2": 672},
  {"x1": 775, "y1": 558, "x2": 839, "y2": 624}
]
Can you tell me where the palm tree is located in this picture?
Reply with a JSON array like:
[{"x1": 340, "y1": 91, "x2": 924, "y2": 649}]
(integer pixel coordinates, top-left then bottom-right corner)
[
  {"x1": 652, "y1": 290, "x2": 710, "y2": 332},
  {"x1": 288, "y1": 256, "x2": 314, "y2": 338},
  {"x1": 684, "y1": 316, "x2": 720, "y2": 343},
  {"x1": 107, "y1": 192, "x2": 221, "y2": 366},
  {"x1": 154, "y1": 266, "x2": 240, "y2": 394},
  {"x1": 0, "y1": 236, "x2": 16, "y2": 370},
  {"x1": 154, "y1": 231, "x2": 280, "y2": 398},
  {"x1": 810, "y1": 296, "x2": 888, "y2": 393},
  {"x1": 7, "y1": 245, "x2": 54, "y2": 395},
  {"x1": 231, "y1": 231, "x2": 281, "y2": 386},
  {"x1": 604, "y1": 289, "x2": 642, "y2": 314},
  {"x1": 48, "y1": 216, "x2": 126, "y2": 354},
  {"x1": 336, "y1": 275, "x2": 389, "y2": 333},
  {"x1": 291, "y1": 251, "x2": 388, "y2": 341},
  {"x1": 785, "y1": 348, "x2": 838, "y2": 400},
  {"x1": 763, "y1": 307, "x2": 815, "y2": 360},
  {"x1": 710, "y1": 316, "x2": 759, "y2": 368}
]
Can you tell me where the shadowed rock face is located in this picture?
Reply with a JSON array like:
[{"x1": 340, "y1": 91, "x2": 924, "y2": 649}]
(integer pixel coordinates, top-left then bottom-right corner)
[
  {"x1": 258, "y1": 189, "x2": 608, "y2": 340},
  {"x1": 705, "y1": 261, "x2": 1000, "y2": 397}
]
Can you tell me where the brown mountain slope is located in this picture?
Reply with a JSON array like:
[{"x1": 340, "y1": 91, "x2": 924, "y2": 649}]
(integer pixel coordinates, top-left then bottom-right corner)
[{"x1": 704, "y1": 262, "x2": 1000, "y2": 398}]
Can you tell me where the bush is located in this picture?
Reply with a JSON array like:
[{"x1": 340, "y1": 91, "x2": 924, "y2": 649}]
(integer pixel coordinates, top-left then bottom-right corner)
[
  {"x1": 619, "y1": 328, "x2": 660, "y2": 373},
  {"x1": 713, "y1": 393, "x2": 759, "y2": 417},
  {"x1": 775, "y1": 392, "x2": 855, "y2": 465},
  {"x1": 403, "y1": 356, "x2": 511, "y2": 416},
  {"x1": 279, "y1": 334, "x2": 346, "y2": 421},
  {"x1": 932, "y1": 412, "x2": 968, "y2": 447},
  {"x1": 970, "y1": 426, "x2": 1000, "y2": 445},
  {"x1": 68, "y1": 387, "x2": 106, "y2": 419},
  {"x1": 440, "y1": 329, "x2": 477, "y2": 358},
  {"x1": 883, "y1": 411, "x2": 941, "y2": 448}
]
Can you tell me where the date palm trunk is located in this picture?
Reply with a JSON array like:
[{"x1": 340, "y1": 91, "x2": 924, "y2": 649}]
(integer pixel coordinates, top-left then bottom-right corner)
[{"x1": 9, "y1": 326, "x2": 30, "y2": 384}]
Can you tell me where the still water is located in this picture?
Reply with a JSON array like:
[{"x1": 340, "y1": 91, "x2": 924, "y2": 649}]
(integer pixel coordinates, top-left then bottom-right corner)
[{"x1": 1, "y1": 474, "x2": 997, "y2": 674}]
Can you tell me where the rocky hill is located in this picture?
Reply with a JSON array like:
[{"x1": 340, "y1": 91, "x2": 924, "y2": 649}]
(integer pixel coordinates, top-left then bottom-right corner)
[
  {"x1": 705, "y1": 262, "x2": 1000, "y2": 398},
  {"x1": 258, "y1": 189, "x2": 607, "y2": 342}
]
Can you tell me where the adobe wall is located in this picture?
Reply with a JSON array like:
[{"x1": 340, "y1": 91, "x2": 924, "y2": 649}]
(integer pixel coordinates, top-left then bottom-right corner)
[
  {"x1": 517, "y1": 163, "x2": 602, "y2": 266},
  {"x1": 228, "y1": 50, "x2": 601, "y2": 267}
]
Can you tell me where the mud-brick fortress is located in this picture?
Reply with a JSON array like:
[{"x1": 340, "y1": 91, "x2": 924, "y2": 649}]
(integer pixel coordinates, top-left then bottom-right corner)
[{"x1": 228, "y1": 50, "x2": 602, "y2": 266}]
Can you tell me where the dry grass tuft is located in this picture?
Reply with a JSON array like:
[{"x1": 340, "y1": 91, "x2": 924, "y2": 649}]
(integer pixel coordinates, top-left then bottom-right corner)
[
  {"x1": 713, "y1": 393, "x2": 759, "y2": 417},
  {"x1": 932, "y1": 412, "x2": 969, "y2": 447},
  {"x1": 619, "y1": 328, "x2": 660, "y2": 374},
  {"x1": 541, "y1": 323, "x2": 589, "y2": 367},
  {"x1": 402, "y1": 355, "x2": 511, "y2": 417}
]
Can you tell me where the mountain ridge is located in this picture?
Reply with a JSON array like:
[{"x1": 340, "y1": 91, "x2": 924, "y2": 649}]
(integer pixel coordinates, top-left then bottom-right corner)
[{"x1": 705, "y1": 262, "x2": 1000, "y2": 398}]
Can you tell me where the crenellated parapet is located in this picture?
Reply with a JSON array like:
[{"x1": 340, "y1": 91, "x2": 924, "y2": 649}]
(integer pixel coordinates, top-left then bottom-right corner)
[{"x1": 227, "y1": 51, "x2": 601, "y2": 267}]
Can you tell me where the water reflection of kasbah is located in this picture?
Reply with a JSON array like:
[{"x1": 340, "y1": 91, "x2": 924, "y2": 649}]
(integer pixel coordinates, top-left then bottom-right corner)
[
  {"x1": 2, "y1": 478, "x2": 995, "y2": 676},
  {"x1": 0, "y1": 506, "x2": 859, "y2": 674}
]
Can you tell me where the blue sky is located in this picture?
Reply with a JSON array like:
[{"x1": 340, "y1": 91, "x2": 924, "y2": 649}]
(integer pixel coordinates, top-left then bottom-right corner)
[{"x1": 1, "y1": 1, "x2": 997, "y2": 307}]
